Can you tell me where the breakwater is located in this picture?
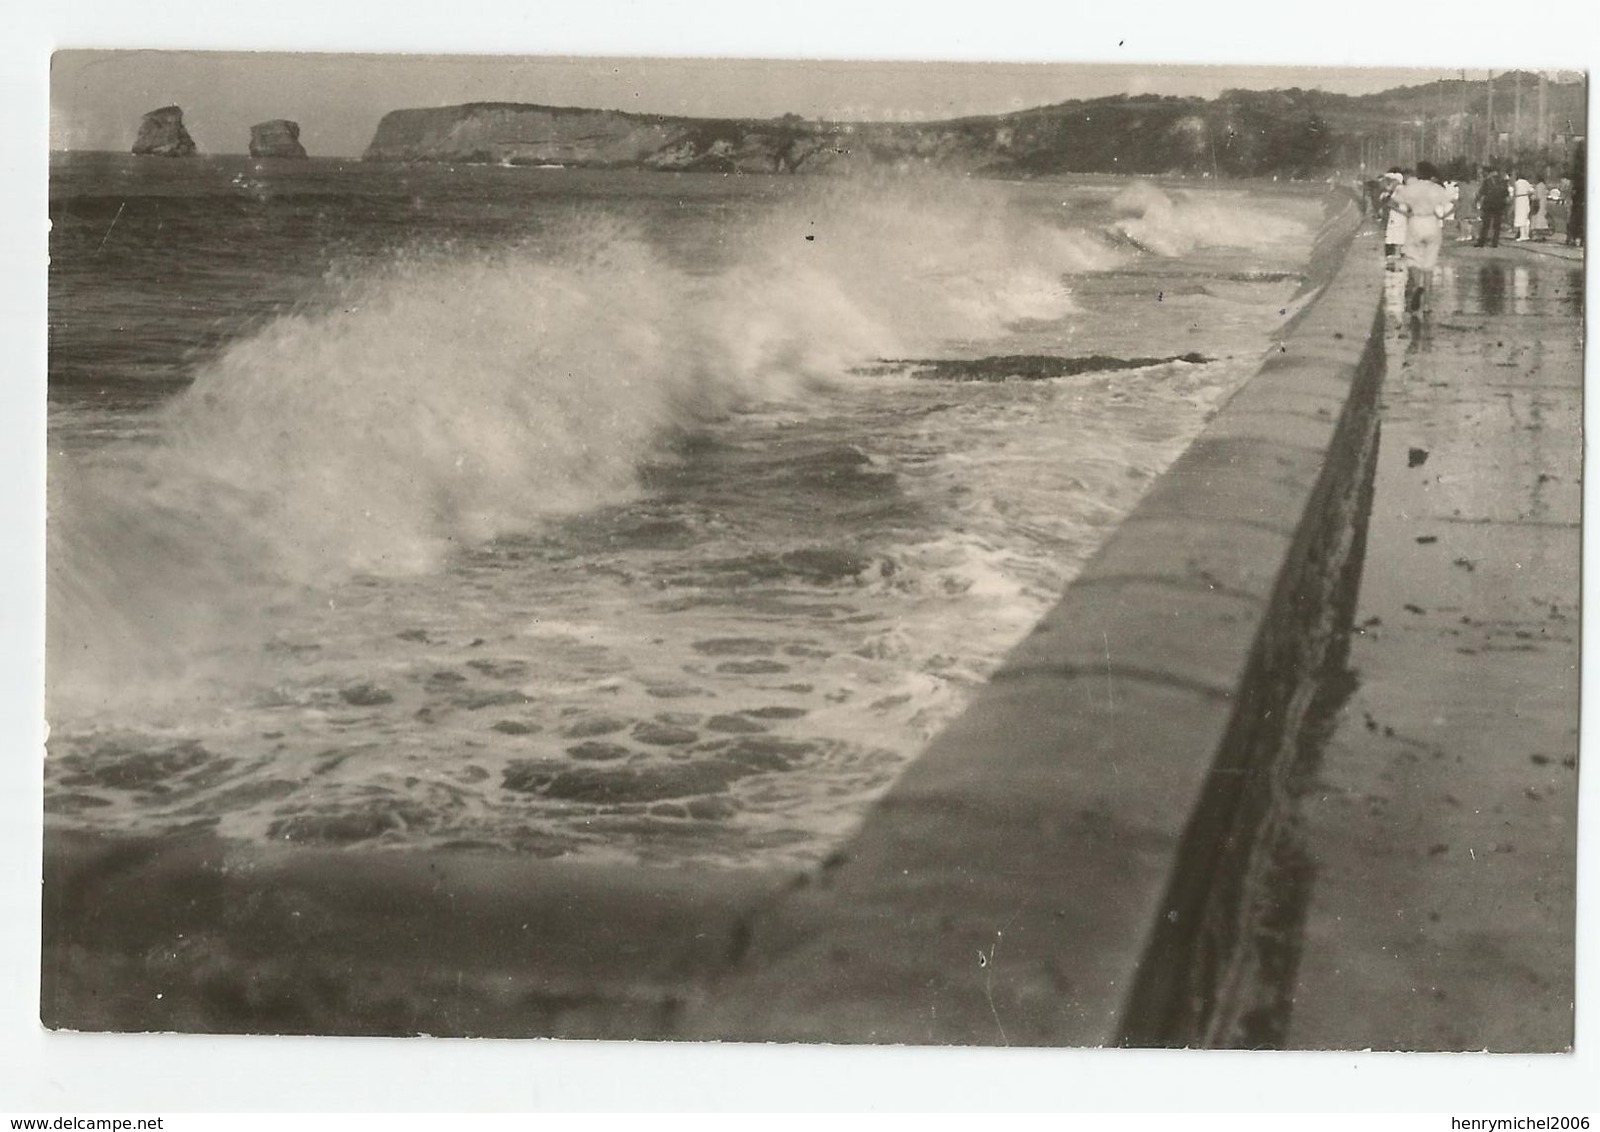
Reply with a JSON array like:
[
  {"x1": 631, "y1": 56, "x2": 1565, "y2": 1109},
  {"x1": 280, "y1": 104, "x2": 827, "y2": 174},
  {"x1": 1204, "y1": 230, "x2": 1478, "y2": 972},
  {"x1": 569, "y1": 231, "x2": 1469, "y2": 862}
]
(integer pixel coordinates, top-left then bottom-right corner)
[{"x1": 41, "y1": 191, "x2": 1385, "y2": 1046}]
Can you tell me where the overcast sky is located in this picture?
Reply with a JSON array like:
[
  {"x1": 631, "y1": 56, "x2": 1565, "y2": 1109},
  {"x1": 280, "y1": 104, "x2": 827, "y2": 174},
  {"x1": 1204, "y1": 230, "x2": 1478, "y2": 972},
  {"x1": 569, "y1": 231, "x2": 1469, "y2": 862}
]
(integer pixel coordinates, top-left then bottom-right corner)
[{"x1": 51, "y1": 51, "x2": 1565, "y2": 158}]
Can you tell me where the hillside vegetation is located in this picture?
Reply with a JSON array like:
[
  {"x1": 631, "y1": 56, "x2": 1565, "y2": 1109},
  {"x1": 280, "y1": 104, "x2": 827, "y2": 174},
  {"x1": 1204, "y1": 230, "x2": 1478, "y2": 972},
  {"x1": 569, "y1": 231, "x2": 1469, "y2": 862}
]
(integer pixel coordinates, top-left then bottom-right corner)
[{"x1": 362, "y1": 73, "x2": 1586, "y2": 179}]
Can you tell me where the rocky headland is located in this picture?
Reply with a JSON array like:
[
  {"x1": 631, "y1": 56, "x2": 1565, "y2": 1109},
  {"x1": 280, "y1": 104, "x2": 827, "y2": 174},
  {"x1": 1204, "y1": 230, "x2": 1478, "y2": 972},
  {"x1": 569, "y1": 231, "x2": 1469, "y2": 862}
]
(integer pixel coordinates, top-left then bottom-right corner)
[
  {"x1": 361, "y1": 75, "x2": 1586, "y2": 179},
  {"x1": 359, "y1": 94, "x2": 1351, "y2": 178},
  {"x1": 131, "y1": 105, "x2": 197, "y2": 157},
  {"x1": 361, "y1": 101, "x2": 1148, "y2": 175},
  {"x1": 362, "y1": 103, "x2": 841, "y2": 172},
  {"x1": 249, "y1": 119, "x2": 309, "y2": 159}
]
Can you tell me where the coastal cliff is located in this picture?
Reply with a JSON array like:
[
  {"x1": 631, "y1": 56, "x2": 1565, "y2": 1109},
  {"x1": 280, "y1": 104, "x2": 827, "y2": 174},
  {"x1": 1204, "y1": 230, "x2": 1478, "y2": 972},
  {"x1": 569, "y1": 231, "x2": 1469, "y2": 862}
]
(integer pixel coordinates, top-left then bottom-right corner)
[
  {"x1": 132, "y1": 105, "x2": 197, "y2": 157},
  {"x1": 249, "y1": 119, "x2": 308, "y2": 159},
  {"x1": 361, "y1": 95, "x2": 1337, "y2": 177},
  {"x1": 361, "y1": 75, "x2": 1586, "y2": 178},
  {"x1": 363, "y1": 102, "x2": 1072, "y2": 174},
  {"x1": 365, "y1": 104, "x2": 676, "y2": 167}
]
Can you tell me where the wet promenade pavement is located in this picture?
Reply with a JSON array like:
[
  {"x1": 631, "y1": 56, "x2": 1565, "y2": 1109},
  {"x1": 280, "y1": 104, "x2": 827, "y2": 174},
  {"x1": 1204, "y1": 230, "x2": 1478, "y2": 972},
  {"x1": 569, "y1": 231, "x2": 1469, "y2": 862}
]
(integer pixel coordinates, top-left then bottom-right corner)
[{"x1": 1286, "y1": 241, "x2": 1584, "y2": 1050}]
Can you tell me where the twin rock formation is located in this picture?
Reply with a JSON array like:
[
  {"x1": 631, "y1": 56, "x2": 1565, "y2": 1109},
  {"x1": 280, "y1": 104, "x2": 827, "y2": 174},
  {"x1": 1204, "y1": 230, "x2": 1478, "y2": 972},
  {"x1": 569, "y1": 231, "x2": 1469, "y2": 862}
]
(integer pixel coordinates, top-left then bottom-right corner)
[
  {"x1": 130, "y1": 106, "x2": 307, "y2": 159},
  {"x1": 130, "y1": 105, "x2": 196, "y2": 157},
  {"x1": 248, "y1": 119, "x2": 308, "y2": 159}
]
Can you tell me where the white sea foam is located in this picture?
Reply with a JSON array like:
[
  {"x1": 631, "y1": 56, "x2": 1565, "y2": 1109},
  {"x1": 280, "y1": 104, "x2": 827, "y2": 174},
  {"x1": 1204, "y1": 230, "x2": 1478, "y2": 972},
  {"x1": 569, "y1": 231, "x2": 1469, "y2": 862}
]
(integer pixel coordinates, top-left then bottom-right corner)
[
  {"x1": 46, "y1": 167, "x2": 1322, "y2": 863},
  {"x1": 1109, "y1": 181, "x2": 1309, "y2": 256},
  {"x1": 47, "y1": 178, "x2": 1128, "y2": 707}
]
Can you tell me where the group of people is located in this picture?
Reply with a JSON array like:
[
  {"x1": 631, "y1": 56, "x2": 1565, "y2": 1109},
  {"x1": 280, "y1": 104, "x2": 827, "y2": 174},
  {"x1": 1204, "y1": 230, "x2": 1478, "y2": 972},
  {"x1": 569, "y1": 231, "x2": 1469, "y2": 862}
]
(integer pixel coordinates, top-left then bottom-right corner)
[
  {"x1": 1468, "y1": 167, "x2": 1556, "y2": 246},
  {"x1": 1375, "y1": 154, "x2": 1586, "y2": 317}
]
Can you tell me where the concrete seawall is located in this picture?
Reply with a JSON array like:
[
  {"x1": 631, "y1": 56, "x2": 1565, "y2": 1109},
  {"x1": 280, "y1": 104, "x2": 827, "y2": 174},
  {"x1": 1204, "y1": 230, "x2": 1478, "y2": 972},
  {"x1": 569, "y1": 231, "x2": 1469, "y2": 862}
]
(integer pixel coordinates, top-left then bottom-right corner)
[
  {"x1": 687, "y1": 191, "x2": 1383, "y2": 1046},
  {"x1": 42, "y1": 192, "x2": 1387, "y2": 1046}
]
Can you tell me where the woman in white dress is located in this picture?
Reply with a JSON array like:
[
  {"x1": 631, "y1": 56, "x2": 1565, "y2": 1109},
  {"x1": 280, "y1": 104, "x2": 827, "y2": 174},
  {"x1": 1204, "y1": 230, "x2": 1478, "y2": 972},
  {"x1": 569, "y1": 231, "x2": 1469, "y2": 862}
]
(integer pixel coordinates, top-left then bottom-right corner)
[
  {"x1": 1532, "y1": 178, "x2": 1552, "y2": 239},
  {"x1": 1512, "y1": 173, "x2": 1533, "y2": 241},
  {"x1": 1391, "y1": 163, "x2": 1452, "y2": 314}
]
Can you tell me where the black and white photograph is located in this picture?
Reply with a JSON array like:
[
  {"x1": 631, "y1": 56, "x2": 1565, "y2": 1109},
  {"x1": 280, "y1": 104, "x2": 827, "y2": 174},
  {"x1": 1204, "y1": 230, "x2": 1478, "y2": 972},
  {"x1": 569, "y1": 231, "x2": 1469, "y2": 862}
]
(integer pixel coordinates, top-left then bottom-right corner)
[{"x1": 5, "y1": 2, "x2": 1596, "y2": 1113}]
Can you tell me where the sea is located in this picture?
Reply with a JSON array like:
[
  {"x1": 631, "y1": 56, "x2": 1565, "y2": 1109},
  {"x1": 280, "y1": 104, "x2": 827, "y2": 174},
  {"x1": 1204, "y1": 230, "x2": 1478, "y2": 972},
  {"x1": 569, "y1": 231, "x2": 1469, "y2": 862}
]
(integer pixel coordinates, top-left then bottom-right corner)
[{"x1": 46, "y1": 153, "x2": 1323, "y2": 868}]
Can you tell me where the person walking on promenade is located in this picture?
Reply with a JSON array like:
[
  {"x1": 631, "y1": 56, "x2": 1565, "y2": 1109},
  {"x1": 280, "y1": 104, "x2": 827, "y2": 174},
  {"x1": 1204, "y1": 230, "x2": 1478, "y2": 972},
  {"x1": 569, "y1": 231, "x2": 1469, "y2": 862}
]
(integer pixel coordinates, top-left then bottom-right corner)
[
  {"x1": 1381, "y1": 168, "x2": 1408, "y2": 268},
  {"x1": 1391, "y1": 161, "x2": 1452, "y2": 315},
  {"x1": 1474, "y1": 165, "x2": 1508, "y2": 247},
  {"x1": 1512, "y1": 171, "x2": 1533, "y2": 241},
  {"x1": 1445, "y1": 178, "x2": 1470, "y2": 241},
  {"x1": 1532, "y1": 177, "x2": 1552, "y2": 240}
]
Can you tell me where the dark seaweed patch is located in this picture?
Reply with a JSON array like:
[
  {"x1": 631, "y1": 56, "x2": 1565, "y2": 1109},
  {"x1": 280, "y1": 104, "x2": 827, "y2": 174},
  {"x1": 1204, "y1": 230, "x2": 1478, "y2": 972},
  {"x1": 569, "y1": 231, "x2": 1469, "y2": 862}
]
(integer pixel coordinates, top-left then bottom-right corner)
[{"x1": 885, "y1": 352, "x2": 1211, "y2": 382}]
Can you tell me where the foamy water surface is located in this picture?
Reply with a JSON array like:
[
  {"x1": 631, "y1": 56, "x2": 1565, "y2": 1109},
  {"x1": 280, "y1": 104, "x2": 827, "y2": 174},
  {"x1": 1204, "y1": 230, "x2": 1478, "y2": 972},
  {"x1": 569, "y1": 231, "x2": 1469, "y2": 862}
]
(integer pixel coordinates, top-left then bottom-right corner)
[{"x1": 47, "y1": 157, "x2": 1321, "y2": 866}]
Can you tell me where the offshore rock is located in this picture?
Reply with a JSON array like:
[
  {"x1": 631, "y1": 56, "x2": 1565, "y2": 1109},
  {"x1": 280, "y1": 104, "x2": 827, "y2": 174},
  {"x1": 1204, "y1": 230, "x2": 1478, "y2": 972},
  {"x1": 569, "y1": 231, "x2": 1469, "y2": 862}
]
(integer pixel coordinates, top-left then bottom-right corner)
[
  {"x1": 249, "y1": 119, "x2": 308, "y2": 159},
  {"x1": 131, "y1": 105, "x2": 197, "y2": 157}
]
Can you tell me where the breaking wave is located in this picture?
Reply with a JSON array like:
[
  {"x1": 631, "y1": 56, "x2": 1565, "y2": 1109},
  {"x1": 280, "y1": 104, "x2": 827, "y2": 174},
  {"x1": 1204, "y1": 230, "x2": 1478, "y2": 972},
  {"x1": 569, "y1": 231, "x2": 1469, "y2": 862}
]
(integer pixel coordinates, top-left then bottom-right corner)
[
  {"x1": 47, "y1": 177, "x2": 1135, "y2": 702},
  {"x1": 1108, "y1": 181, "x2": 1309, "y2": 256}
]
